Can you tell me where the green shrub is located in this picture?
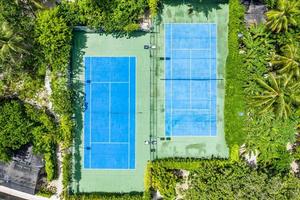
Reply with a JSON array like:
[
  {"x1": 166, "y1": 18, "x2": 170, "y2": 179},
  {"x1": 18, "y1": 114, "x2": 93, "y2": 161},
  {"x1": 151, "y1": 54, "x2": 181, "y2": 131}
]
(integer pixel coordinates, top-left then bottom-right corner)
[
  {"x1": 230, "y1": 144, "x2": 240, "y2": 163},
  {"x1": 149, "y1": 0, "x2": 160, "y2": 16},
  {"x1": 0, "y1": 100, "x2": 33, "y2": 161},
  {"x1": 44, "y1": 151, "x2": 57, "y2": 181},
  {"x1": 224, "y1": 0, "x2": 246, "y2": 148},
  {"x1": 37, "y1": 186, "x2": 56, "y2": 198},
  {"x1": 62, "y1": 153, "x2": 72, "y2": 190},
  {"x1": 67, "y1": 193, "x2": 143, "y2": 200},
  {"x1": 143, "y1": 162, "x2": 152, "y2": 199},
  {"x1": 150, "y1": 162, "x2": 178, "y2": 199},
  {"x1": 35, "y1": 7, "x2": 72, "y2": 72},
  {"x1": 124, "y1": 23, "x2": 140, "y2": 32}
]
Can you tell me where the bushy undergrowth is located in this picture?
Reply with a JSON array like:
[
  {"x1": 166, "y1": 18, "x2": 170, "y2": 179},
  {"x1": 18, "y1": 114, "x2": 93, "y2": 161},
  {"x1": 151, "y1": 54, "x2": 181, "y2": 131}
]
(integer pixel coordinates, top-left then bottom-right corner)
[{"x1": 149, "y1": 159, "x2": 300, "y2": 200}]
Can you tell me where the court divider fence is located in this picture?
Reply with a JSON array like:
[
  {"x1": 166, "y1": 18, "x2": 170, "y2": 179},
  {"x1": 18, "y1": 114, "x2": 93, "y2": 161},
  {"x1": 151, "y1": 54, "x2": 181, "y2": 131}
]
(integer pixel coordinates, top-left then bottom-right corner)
[{"x1": 149, "y1": 16, "x2": 159, "y2": 161}]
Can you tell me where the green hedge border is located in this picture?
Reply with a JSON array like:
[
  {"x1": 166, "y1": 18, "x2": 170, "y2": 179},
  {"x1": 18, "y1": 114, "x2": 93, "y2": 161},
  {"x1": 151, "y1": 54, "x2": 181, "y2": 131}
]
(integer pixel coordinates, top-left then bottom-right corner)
[{"x1": 224, "y1": 0, "x2": 246, "y2": 148}]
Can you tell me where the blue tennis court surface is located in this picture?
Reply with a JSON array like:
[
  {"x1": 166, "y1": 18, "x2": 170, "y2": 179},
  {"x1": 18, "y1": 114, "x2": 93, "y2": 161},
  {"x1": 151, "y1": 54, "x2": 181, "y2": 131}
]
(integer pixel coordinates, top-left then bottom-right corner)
[
  {"x1": 84, "y1": 57, "x2": 135, "y2": 169},
  {"x1": 165, "y1": 23, "x2": 217, "y2": 137}
]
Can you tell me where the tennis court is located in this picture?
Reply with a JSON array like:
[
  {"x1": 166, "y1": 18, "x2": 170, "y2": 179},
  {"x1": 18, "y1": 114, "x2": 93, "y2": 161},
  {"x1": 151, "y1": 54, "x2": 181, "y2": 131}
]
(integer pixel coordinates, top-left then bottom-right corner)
[
  {"x1": 84, "y1": 56, "x2": 136, "y2": 169},
  {"x1": 165, "y1": 23, "x2": 217, "y2": 137}
]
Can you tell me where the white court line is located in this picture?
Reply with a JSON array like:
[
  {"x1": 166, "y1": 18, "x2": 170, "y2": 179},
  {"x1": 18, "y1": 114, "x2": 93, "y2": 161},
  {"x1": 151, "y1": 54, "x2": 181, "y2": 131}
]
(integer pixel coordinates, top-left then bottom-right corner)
[
  {"x1": 108, "y1": 82, "x2": 111, "y2": 142},
  {"x1": 89, "y1": 57, "x2": 92, "y2": 168},
  {"x1": 91, "y1": 81, "x2": 128, "y2": 84},
  {"x1": 209, "y1": 24, "x2": 212, "y2": 136},
  {"x1": 128, "y1": 57, "x2": 131, "y2": 169},
  {"x1": 170, "y1": 24, "x2": 173, "y2": 137},
  {"x1": 172, "y1": 48, "x2": 210, "y2": 51},
  {"x1": 173, "y1": 108, "x2": 210, "y2": 112},
  {"x1": 164, "y1": 22, "x2": 216, "y2": 25},
  {"x1": 92, "y1": 142, "x2": 128, "y2": 144},
  {"x1": 189, "y1": 50, "x2": 192, "y2": 109}
]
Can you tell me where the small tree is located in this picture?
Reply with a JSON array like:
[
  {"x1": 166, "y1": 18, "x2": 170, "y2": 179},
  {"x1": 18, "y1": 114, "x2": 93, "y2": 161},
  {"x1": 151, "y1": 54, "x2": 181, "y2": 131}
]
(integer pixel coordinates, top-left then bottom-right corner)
[{"x1": 0, "y1": 101, "x2": 33, "y2": 161}]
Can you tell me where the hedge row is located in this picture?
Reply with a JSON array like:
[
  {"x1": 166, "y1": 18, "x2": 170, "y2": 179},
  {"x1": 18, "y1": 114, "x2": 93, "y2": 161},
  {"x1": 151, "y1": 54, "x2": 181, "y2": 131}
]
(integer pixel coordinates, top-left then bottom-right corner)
[
  {"x1": 224, "y1": 0, "x2": 246, "y2": 148},
  {"x1": 66, "y1": 193, "x2": 144, "y2": 200}
]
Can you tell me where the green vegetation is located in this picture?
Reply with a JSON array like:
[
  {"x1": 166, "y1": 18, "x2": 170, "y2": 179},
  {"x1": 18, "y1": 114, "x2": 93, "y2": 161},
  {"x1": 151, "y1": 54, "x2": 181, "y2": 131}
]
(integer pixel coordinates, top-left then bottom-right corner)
[
  {"x1": 266, "y1": 0, "x2": 300, "y2": 33},
  {"x1": 36, "y1": 185, "x2": 56, "y2": 198},
  {"x1": 240, "y1": 1, "x2": 300, "y2": 172},
  {"x1": 224, "y1": 0, "x2": 246, "y2": 147},
  {"x1": 148, "y1": 159, "x2": 300, "y2": 199},
  {"x1": 0, "y1": 100, "x2": 33, "y2": 161},
  {"x1": 149, "y1": 0, "x2": 160, "y2": 16},
  {"x1": 0, "y1": 100, "x2": 58, "y2": 180},
  {"x1": 225, "y1": 0, "x2": 300, "y2": 172}
]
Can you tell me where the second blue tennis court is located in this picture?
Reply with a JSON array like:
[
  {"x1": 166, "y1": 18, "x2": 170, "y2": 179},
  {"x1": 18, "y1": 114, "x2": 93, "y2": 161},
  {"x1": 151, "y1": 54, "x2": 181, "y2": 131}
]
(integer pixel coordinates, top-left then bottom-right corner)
[{"x1": 165, "y1": 23, "x2": 217, "y2": 137}]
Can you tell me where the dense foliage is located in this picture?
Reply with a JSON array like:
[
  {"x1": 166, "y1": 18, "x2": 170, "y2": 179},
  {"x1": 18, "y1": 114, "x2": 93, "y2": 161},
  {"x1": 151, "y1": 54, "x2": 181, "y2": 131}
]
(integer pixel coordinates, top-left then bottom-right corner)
[
  {"x1": 0, "y1": 100, "x2": 58, "y2": 180},
  {"x1": 240, "y1": 0, "x2": 300, "y2": 171},
  {"x1": 149, "y1": 159, "x2": 300, "y2": 199},
  {"x1": 0, "y1": 100, "x2": 33, "y2": 161}
]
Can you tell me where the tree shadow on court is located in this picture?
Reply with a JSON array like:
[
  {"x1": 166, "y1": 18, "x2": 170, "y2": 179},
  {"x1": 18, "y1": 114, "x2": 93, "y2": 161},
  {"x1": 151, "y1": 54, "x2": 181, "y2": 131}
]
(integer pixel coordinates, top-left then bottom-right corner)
[
  {"x1": 70, "y1": 30, "x2": 87, "y2": 193},
  {"x1": 162, "y1": 0, "x2": 228, "y2": 18},
  {"x1": 96, "y1": 30, "x2": 148, "y2": 39}
]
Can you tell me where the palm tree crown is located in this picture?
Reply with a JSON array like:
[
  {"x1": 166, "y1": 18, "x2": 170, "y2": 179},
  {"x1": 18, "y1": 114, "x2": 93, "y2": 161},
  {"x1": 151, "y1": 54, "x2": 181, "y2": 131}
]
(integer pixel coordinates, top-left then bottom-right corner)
[
  {"x1": 266, "y1": 0, "x2": 300, "y2": 33},
  {"x1": 253, "y1": 73, "x2": 300, "y2": 119},
  {"x1": 0, "y1": 22, "x2": 29, "y2": 65},
  {"x1": 271, "y1": 44, "x2": 300, "y2": 77}
]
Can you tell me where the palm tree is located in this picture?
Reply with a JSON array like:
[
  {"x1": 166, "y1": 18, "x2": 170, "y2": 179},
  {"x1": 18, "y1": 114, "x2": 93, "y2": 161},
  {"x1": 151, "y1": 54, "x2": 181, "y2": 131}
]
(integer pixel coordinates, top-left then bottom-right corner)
[
  {"x1": 0, "y1": 22, "x2": 29, "y2": 65},
  {"x1": 14, "y1": 0, "x2": 55, "y2": 17},
  {"x1": 266, "y1": 0, "x2": 300, "y2": 33},
  {"x1": 252, "y1": 73, "x2": 300, "y2": 119},
  {"x1": 271, "y1": 44, "x2": 300, "y2": 77}
]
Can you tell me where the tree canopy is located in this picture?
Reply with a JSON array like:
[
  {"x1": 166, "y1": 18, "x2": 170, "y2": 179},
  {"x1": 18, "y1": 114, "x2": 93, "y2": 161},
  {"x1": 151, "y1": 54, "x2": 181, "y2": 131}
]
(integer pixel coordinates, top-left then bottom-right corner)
[{"x1": 0, "y1": 100, "x2": 33, "y2": 161}]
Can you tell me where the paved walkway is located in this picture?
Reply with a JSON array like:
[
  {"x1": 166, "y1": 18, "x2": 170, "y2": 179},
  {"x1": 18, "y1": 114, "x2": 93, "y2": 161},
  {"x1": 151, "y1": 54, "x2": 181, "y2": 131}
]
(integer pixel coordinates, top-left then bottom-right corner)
[{"x1": 0, "y1": 186, "x2": 49, "y2": 200}]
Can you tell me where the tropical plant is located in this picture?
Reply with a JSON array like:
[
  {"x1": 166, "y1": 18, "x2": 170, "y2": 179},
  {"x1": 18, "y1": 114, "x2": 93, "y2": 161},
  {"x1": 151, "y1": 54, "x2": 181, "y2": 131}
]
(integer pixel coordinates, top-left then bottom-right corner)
[
  {"x1": 13, "y1": 0, "x2": 54, "y2": 17},
  {"x1": 271, "y1": 43, "x2": 300, "y2": 77},
  {"x1": 266, "y1": 0, "x2": 300, "y2": 33},
  {"x1": 242, "y1": 24, "x2": 274, "y2": 77},
  {"x1": 245, "y1": 116, "x2": 296, "y2": 171},
  {"x1": 252, "y1": 73, "x2": 300, "y2": 119},
  {"x1": 0, "y1": 21, "x2": 29, "y2": 65}
]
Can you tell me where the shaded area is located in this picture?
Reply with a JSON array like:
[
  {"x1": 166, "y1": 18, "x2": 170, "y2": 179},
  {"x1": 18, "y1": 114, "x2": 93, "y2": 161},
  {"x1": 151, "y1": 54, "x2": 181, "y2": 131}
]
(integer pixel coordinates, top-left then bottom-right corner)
[
  {"x1": 0, "y1": 192, "x2": 26, "y2": 200},
  {"x1": 0, "y1": 146, "x2": 44, "y2": 195},
  {"x1": 163, "y1": 0, "x2": 228, "y2": 18},
  {"x1": 71, "y1": 31, "x2": 87, "y2": 194}
]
